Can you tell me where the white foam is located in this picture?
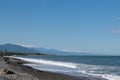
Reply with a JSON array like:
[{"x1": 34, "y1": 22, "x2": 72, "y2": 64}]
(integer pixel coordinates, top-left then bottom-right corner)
[
  {"x1": 77, "y1": 64, "x2": 120, "y2": 80},
  {"x1": 10, "y1": 56, "x2": 120, "y2": 80},
  {"x1": 13, "y1": 57, "x2": 77, "y2": 69},
  {"x1": 87, "y1": 73, "x2": 120, "y2": 80},
  {"x1": 100, "y1": 74, "x2": 120, "y2": 80},
  {"x1": 24, "y1": 63, "x2": 74, "y2": 73}
]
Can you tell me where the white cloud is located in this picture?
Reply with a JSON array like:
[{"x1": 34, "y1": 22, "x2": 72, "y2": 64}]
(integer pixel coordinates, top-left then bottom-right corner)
[
  {"x1": 113, "y1": 16, "x2": 120, "y2": 20},
  {"x1": 59, "y1": 49, "x2": 89, "y2": 53},
  {"x1": 111, "y1": 30, "x2": 120, "y2": 33},
  {"x1": 16, "y1": 43, "x2": 38, "y2": 48}
]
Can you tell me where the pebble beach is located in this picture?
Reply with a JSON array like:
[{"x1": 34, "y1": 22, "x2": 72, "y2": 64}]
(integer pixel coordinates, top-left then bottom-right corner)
[{"x1": 0, "y1": 56, "x2": 107, "y2": 80}]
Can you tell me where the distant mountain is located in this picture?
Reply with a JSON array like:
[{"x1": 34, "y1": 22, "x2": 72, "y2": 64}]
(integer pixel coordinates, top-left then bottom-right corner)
[
  {"x1": 0, "y1": 43, "x2": 92, "y2": 55},
  {"x1": 0, "y1": 43, "x2": 38, "y2": 53},
  {"x1": 35, "y1": 48, "x2": 91, "y2": 55}
]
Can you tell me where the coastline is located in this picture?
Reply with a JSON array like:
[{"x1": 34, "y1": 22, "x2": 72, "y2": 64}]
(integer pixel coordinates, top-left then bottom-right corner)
[{"x1": 0, "y1": 56, "x2": 107, "y2": 80}]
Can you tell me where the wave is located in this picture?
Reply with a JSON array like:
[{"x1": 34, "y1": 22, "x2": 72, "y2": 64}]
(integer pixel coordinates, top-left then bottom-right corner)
[
  {"x1": 12, "y1": 56, "x2": 78, "y2": 69},
  {"x1": 87, "y1": 72, "x2": 120, "y2": 80},
  {"x1": 10, "y1": 56, "x2": 120, "y2": 80},
  {"x1": 77, "y1": 64, "x2": 120, "y2": 80}
]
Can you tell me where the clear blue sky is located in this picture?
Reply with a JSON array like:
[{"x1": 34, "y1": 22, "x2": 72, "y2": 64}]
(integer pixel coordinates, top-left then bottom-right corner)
[{"x1": 0, "y1": 0, "x2": 120, "y2": 55}]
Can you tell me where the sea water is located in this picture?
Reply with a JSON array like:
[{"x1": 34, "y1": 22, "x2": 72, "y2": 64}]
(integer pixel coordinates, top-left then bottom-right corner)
[{"x1": 11, "y1": 55, "x2": 120, "y2": 80}]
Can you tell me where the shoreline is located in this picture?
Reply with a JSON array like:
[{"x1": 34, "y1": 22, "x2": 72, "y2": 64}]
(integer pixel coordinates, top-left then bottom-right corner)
[{"x1": 0, "y1": 56, "x2": 107, "y2": 80}]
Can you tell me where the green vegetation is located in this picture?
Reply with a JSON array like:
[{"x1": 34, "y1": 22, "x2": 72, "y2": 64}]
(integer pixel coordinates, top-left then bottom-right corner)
[{"x1": 0, "y1": 51, "x2": 46, "y2": 56}]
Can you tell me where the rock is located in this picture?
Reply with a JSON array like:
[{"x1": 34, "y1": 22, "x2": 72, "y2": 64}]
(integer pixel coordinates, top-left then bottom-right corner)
[
  {"x1": 3, "y1": 57, "x2": 9, "y2": 62},
  {"x1": 0, "y1": 69, "x2": 14, "y2": 74}
]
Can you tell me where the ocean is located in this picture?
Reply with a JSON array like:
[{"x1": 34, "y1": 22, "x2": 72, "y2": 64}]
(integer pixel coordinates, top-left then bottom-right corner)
[{"x1": 12, "y1": 55, "x2": 120, "y2": 80}]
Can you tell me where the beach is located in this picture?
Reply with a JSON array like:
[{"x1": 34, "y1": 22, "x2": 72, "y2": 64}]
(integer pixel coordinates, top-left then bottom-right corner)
[{"x1": 0, "y1": 56, "x2": 108, "y2": 80}]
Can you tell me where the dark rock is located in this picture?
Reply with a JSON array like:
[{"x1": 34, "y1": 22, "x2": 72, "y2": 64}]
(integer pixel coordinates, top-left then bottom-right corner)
[{"x1": 0, "y1": 69, "x2": 14, "y2": 74}]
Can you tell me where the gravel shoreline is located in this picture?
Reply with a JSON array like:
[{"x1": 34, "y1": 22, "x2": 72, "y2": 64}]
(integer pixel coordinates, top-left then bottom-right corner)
[{"x1": 0, "y1": 56, "x2": 107, "y2": 80}]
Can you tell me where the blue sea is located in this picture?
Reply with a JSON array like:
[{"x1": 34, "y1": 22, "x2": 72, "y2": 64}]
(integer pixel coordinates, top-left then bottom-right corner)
[{"x1": 11, "y1": 55, "x2": 120, "y2": 80}]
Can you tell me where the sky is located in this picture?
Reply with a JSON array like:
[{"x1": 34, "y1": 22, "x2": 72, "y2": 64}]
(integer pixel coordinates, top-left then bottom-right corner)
[{"x1": 0, "y1": 0, "x2": 120, "y2": 55}]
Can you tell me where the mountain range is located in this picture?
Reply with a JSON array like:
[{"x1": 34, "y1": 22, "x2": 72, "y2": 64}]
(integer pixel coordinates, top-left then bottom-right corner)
[
  {"x1": 0, "y1": 43, "x2": 38, "y2": 53},
  {"x1": 0, "y1": 43, "x2": 91, "y2": 55}
]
